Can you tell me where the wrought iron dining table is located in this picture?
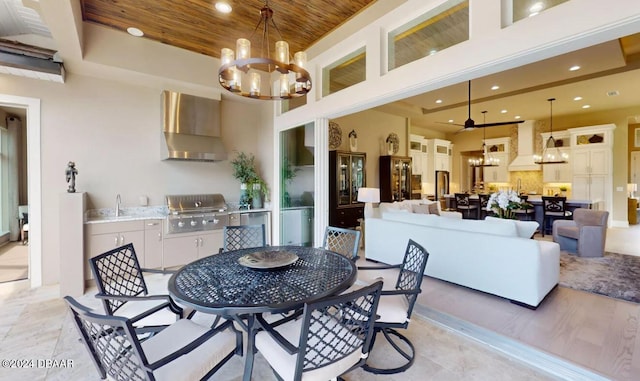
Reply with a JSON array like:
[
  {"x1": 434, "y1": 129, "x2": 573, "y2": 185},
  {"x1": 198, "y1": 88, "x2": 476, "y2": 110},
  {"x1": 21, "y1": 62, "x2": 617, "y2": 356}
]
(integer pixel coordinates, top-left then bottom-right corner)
[{"x1": 168, "y1": 245, "x2": 357, "y2": 381}]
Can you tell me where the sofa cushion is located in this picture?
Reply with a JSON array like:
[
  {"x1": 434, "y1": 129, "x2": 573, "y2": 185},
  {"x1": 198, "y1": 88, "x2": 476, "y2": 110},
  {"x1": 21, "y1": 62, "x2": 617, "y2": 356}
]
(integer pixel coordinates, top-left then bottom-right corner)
[
  {"x1": 428, "y1": 203, "x2": 440, "y2": 215},
  {"x1": 412, "y1": 204, "x2": 430, "y2": 214},
  {"x1": 484, "y1": 217, "x2": 539, "y2": 239},
  {"x1": 381, "y1": 211, "x2": 517, "y2": 237}
]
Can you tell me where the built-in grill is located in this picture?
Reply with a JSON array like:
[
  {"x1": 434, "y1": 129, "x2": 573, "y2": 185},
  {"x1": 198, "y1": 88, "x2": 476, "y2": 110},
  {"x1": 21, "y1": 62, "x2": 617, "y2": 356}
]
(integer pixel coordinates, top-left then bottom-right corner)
[{"x1": 165, "y1": 194, "x2": 229, "y2": 234}]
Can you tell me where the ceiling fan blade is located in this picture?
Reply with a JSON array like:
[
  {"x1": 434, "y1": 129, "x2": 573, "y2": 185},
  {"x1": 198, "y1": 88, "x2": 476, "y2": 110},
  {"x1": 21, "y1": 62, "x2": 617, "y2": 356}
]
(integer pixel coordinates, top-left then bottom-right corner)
[
  {"x1": 436, "y1": 121, "x2": 465, "y2": 127},
  {"x1": 474, "y1": 120, "x2": 525, "y2": 128}
]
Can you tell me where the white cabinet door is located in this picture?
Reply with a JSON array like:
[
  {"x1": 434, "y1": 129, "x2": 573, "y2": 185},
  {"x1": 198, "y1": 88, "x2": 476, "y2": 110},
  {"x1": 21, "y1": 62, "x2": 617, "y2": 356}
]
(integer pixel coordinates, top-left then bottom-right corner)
[
  {"x1": 589, "y1": 148, "x2": 608, "y2": 175},
  {"x1": 198, "y1": 231, "x2": 223, "y2": 258},
  {"x1": 85, "y1": 221, "x2": 144, "y2": 279},
  {"x1": 301, "y1": 208, "x2": 313, "y2": 246},
  {"x1": 143, "y1": 220, "x2": 163, "y2": 269},
  {"x1": 571, "y1": 175, "x2": 590, "y2": 200},
  {"x1": 163, "y1": 234, "x2": 199, "y2": 268}
]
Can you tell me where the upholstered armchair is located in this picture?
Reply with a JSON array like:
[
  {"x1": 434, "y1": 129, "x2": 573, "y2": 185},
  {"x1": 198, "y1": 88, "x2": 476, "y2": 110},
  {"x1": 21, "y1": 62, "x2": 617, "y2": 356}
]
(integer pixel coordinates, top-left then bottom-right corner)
[{"x1": 552, "y1": 208, "x2": 609, "y2": 257}]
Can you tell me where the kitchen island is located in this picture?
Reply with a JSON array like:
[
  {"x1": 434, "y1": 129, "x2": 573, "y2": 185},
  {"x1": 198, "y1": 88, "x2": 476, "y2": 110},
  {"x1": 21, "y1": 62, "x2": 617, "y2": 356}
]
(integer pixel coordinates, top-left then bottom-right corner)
[{"x1": 444, "y1": 194, "x2": 597, "y2": 230}]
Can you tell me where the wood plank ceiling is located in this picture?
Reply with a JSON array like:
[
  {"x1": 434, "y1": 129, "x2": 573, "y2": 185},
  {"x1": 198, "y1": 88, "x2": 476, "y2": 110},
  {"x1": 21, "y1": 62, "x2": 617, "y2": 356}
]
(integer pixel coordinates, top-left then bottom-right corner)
[{"x1": 80, "y1": 0, "x2": 376, "y2": 58}]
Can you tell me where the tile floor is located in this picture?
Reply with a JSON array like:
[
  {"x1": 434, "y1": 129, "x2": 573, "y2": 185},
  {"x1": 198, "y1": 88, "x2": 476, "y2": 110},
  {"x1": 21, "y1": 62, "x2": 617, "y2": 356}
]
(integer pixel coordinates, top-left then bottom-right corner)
[{"x1": 0, "y1": 224, "x2": 637, "y2": 380}]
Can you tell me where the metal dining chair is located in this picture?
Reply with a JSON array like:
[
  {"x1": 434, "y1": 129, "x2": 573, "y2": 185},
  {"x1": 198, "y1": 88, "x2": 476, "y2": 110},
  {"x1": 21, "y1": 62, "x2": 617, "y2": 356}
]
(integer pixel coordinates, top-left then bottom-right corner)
[
  {"x1": 64, "y1": 296, "x2": 241, "y2": 381},
  {"x1": 356, "y1": 239, "x2": 429, "y2": 374},
  {"x1": 89, "y1": 243, "x2": 186, "y2": 333},
  {"x1": 221, "y1": 224, "x2": 266, "y2": 252},
  {"x1": 322, "y1": 225, "x2": 361, "y2": 260},
  {"x1": 254, "y1": 281, "x2": 383, "y2": 381}
]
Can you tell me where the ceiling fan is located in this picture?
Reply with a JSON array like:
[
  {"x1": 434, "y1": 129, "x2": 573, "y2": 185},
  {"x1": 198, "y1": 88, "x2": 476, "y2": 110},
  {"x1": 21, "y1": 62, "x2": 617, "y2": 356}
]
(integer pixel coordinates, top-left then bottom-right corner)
[{"x1": 445, "y1": 80, "x2": 524, "y2": 132}]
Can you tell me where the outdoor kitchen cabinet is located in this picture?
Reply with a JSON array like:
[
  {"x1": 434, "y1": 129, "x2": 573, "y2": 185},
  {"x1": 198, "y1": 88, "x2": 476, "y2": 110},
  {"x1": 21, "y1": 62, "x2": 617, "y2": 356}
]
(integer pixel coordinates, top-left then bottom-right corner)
[
  {"x1": 162, "y1": 230, "x2": 223, "y2": 268},
  {"x1": 85, "y1": 220, "x2": 145, "y2": 280},
  {"x1": 143, "y1": 219, "x2": 163, "y2": 269}
]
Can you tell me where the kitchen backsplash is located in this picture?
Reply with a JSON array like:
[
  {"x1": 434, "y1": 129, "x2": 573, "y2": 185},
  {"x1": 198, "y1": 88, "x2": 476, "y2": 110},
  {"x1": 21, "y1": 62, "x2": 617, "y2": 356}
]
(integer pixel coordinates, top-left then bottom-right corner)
[{"x1": 509, "y1": 171, "x2": 544, "y2": 195}]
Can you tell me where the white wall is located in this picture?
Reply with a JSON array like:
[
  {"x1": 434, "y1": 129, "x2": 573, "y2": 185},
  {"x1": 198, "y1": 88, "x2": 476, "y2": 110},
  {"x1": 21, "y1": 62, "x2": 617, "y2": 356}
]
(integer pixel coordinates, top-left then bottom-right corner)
[{"x1": 0, "y1": 73, "x2": 272, "y2": 285}]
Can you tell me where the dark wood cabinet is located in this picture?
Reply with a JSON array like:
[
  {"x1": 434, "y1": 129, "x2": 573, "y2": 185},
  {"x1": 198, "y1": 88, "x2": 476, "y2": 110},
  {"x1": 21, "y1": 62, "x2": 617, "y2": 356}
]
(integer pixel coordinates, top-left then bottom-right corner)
[
  {"x1": 329, "y1": 151, "x2": 366, "y2": 228},
  {"x1": 379, "y1": 155, "x2": 412, "y2": 202}
]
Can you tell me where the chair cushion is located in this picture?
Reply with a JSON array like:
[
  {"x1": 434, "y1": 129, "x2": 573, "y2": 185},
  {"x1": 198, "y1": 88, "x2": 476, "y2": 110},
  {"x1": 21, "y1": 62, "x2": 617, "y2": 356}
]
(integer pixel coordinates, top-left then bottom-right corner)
[
  {"x1": 375, "y1": 294, "x2": 410, "y2": 324},
  {"x1": 143, "y1": 319, "x2": 238, "y2": 381},
  {"x1": 111, "y1": 299, "x2": 179, "y2": 327},
  {"x1": 556, "y1": 225, "x2": 580, "y2": 239},
  {"x1": 255, "y1": 313, "x2": 365, "y2": 381}
]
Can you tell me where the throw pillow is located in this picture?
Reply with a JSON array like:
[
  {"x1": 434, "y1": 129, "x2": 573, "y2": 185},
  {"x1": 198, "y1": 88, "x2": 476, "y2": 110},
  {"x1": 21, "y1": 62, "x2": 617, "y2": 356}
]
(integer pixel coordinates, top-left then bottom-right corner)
[
  {"x1": 427, "y1": 203, "x2": 440, "y2": 215},
  {"x1": 412, "y1": 204, "x2": 430, "y2": 214}
]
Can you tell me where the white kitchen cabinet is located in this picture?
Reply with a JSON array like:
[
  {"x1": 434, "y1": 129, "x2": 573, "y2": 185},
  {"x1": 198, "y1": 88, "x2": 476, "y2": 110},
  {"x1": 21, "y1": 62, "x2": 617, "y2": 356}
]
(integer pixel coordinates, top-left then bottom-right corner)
[
  {"x1": 569, "y1": 124, "x2": 615, "y2": 210},
  {"x1": 143, "y1": 219, "x2": 163, "y2": 269},
  {"x1": 162, "y1": 230, "x2": 223, "y2": 269},
  {"x1": 424, "y1": 139, "x2": 451, "y2": 194},
  {"x1": 482, "y1": 137, "x2": 510, "y2": 184},
  {"x1": 540, "y1": 131, "x2": 572, "y2": 183},
  {"x1": 85, "y1": 220, "x2": 145, "y2": 280},
  {"x1": 281, "y1": 207, "x2": 313, "y2": 246}
]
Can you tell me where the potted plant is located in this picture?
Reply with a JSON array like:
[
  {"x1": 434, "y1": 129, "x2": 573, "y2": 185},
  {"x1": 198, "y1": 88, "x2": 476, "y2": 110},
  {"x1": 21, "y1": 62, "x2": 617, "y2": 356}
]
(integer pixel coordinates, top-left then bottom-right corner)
[
  {"x1": 281, "y1": 157, "x2": 299, "y2": 208},
  {"x1": 231, "y1": 152, "x2": 269, "y2": 209},
  {"x1": 559, "y1": 185, "x2": 568, "y2": 196}
]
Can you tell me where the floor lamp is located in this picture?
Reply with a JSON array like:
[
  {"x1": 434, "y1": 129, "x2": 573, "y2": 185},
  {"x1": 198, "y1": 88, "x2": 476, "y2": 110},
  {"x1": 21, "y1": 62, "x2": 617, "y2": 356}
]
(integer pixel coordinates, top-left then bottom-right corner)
[{"x1": 358, "y1": 188, "x2": 380, "y2": 219}]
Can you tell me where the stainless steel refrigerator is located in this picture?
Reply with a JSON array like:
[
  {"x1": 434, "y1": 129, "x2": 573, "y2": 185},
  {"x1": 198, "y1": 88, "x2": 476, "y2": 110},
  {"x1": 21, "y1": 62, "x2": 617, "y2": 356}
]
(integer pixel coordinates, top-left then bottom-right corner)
[{"x1": 435, "y1": 170, "x2": 449, "y2": 201}]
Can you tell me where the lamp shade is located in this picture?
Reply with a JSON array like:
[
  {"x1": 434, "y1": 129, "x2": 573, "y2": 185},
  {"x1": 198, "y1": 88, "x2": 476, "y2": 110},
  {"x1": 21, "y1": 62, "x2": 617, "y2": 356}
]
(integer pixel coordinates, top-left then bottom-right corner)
[{"x1": 358, "y1": 187, "x2": 380, "y2": 203}]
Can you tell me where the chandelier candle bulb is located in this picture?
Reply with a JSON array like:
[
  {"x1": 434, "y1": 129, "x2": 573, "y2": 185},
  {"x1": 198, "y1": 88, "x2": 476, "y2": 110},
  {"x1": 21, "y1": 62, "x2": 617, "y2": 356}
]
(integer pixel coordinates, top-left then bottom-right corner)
[
  {"x1": 236, "y1": 38, "x2": 251, "y2": 60},
  {"x1": 220, "y1": 48, "x2": 234, "y2": 66},
  {"x1": 275, "y1": 41, "x2": 289, "y2": 64},
  {"x1": 280, "y1": 73, "x2": 289, "y2": 97},
  {"x1": 230, "y1": 68, "x2": 241, "y2": 92},
  {"x1": 250, "y1": 72, "x2": 261, "y2": 97}
]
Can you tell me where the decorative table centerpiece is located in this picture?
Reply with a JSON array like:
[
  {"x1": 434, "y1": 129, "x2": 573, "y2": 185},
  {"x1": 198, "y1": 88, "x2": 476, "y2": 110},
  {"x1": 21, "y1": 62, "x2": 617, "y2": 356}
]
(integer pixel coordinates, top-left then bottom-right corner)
[{"x1": 486, "y1": 190, "x2": 526, "y2": 219}]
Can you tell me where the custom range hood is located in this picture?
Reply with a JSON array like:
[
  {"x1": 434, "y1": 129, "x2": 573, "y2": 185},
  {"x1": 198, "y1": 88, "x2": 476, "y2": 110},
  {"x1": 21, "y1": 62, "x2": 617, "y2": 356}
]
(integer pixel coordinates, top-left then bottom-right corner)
[
  {"x1": 161, "y1": 91, "x2": 227, "y2": 161},
  {"x1": 508, "y1": 120, "x2": 541, "y2": 171}
]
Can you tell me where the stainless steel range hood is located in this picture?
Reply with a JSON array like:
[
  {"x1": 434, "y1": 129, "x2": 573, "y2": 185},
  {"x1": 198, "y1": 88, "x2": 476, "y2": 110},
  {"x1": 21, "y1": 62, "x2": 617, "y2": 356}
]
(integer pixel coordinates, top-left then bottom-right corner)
[{"x1": 161, "y1": 91, "x2": 227, "y2": 161}]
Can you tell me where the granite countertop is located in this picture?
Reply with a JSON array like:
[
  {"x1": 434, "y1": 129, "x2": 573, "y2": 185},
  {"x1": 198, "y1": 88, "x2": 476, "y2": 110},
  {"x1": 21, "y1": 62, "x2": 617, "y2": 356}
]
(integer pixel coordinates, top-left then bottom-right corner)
[
  {"x1": 85, "y1": 205, "x2": 272, "y2": 224},
  {"x1": 443, "y1": 194, "x2": 594, "y2": 205}
]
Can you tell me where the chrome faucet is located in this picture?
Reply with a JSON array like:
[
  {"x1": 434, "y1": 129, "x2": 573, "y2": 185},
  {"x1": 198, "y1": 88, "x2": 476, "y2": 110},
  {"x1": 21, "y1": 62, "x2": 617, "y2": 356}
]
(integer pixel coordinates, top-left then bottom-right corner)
[
  {"x1": 115, "y1": 194, "x2": 121, "y2": 217},
  {"x1": 516, "y1": 178, "x2": 522, "y2": 195}
]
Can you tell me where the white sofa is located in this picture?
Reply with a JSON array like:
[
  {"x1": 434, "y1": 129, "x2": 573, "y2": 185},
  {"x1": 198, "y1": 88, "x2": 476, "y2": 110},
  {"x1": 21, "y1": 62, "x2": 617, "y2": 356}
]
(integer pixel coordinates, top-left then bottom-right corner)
[{"x1": 365, "y1": 200, "x2": 560, "y2": 308}]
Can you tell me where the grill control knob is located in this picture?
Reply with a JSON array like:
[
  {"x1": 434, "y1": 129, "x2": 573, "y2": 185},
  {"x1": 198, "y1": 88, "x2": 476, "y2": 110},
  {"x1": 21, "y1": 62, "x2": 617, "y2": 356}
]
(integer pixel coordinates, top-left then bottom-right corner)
[
  {"x1": 177, "y1": 220, "x2": 185, "y2": 228},
  {"x1": 190, "y1": 220, "x2": 198, "y2": 227},
  {"x1": 202, "y1": 219, "x2": 208, "y2": 225}
]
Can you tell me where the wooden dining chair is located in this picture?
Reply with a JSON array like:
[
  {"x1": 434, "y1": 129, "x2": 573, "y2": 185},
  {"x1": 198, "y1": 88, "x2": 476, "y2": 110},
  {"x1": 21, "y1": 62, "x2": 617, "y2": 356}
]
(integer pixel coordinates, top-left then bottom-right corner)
[
  {"x1": 542, "y1": 196, "x2": 573, "y2": 236},
  {"x1": 454, "y1": 193, "x2": 478, "y2": 219},
  {"x1": 221, "y1": 224, "x2": 266, "y2": 252},
  {"x1": 64, "y1": 295, "x2": 241, "y2": 381},
  {"x1": 254, "y1": 281, "x2": 383, "y2": 381},
  {"x1": 89, "y1": 243, "x2": 186, "y2": 333},
  {"x1": 322, "y1": 225, "x2": 361, "y2": 260}
]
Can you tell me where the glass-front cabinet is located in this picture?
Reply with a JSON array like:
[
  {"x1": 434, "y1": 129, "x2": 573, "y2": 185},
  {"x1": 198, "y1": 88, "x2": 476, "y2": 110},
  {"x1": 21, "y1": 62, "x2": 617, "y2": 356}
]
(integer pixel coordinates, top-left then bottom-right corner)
[
  {"x1": 379, "y1": 156, "x2": 412, "y2": 202},
  {"x1": 329, "y1": 151, "x2": 366, "y2": 228}
]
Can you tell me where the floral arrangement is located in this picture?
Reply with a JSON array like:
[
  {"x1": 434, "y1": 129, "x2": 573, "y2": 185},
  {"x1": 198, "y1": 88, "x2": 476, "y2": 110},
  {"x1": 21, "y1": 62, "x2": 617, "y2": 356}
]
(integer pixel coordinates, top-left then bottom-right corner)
[{"x1": 486, "y1": 190, "x2": 525, "y2": 219}]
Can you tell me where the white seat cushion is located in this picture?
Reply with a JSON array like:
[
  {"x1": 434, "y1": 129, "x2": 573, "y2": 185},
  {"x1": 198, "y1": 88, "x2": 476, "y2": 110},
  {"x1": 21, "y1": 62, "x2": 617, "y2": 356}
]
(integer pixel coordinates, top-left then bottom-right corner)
[{"x1": 255, "y1": 312, "x2": 366, "y2": 381}]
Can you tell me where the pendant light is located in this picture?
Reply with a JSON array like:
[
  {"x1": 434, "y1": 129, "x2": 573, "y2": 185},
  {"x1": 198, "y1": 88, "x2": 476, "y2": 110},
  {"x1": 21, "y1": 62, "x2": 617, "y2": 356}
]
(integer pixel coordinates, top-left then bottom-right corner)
[
  {"x1": 469, "y1": 111, "x2": 499, "y2": 167},
  {"x1": 534, "y1": 98, "x2": 568, "y2": 164}
]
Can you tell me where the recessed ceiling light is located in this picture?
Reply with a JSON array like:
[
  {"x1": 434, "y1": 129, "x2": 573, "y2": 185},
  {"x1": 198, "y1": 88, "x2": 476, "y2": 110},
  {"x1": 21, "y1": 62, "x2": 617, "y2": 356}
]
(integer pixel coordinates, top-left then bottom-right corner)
[
  {"x1": 500, "y1": 109, "x2": 507, "y2": 114},
  {"x1": 569, "y1": 65, "x2": 581, "y2": 71},
  {"x1": 435, "y1": 99, "x2": 443, "y2": 104},
  {"x1": 582, "y1": 105, "x2": 591, "y2": 109},
  {"x1": 429, "y1": 49, "x2": 438, "y2": 56},
  {"x1": 127, "y1": 27, "x2": 144, "y2": 37},
  {"x1": 573, "y1": 96, "x2": 583, "y2": 101},
  {"x1": 215, "y1": 2, "x2": 232, "y2": 13},
  {"x1": 448, "y1": 119, "x2": 454, "y2": 123},
  {"x1": 528, "y1": 12, "x2": 539, "y2": 17},
  {"x1": 491, "y1": 85, "x2": 500, "y2": 90},
  {"x1": 514, "y1": 115, "x2": 521, "y2": 119}
]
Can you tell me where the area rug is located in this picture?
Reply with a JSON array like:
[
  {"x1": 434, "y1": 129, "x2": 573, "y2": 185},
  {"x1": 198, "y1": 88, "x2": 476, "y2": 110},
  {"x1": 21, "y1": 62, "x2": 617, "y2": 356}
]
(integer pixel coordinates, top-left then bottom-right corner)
[{"x1": 559, "y1": 251, "x2": 640, "y2": 303}]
